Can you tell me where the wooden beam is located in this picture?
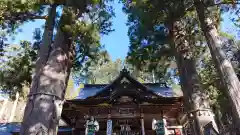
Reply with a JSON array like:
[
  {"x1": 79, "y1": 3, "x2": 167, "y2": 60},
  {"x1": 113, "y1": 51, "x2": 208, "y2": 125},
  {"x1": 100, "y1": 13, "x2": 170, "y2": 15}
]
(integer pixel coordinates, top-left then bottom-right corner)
[
  {"x1": 64, "y1": 102, "x2": 182, "y2": 109},
  {"x1": 64, "y1": 97, "x2": 182, "y2": 106},
  {"x1": 62, "y1": 110, "x2": 181, "y2": 121}
]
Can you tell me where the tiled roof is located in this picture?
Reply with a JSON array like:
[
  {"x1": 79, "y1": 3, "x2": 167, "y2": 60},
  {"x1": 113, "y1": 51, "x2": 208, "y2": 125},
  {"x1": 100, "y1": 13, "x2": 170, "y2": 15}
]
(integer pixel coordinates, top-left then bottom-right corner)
[
  {"x1": 75, "y1": 83, "x2": 179, "y2": 99},
  {"x1": 74, "y1": 68, "x2": 183, "y2": 99}
]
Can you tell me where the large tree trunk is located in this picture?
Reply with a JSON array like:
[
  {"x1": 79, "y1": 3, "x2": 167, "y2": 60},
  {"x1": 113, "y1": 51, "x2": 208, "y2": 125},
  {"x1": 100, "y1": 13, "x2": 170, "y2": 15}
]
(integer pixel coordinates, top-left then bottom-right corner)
[
  {"x1": 170, "y1": 20, "x2": 218, "y2": 135},
  {"x1": 194, "y1": 0, "x2": 240, "y2": 132},
  {"x1": 29, "y1": 4, "x2": 57, "y2": 103},
  {"x1": 20, "y1": 6, "x2": 76, "y2": 135}
]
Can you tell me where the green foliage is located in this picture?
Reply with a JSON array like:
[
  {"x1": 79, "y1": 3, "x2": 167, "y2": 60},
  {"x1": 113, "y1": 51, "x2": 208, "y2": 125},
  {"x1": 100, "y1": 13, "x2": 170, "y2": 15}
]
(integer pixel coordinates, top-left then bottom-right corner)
[
  {"x1": 0, "y1": 0, "x2": 45, "y2": 34},
  {"x1": 0, "y1": 41, "x2": 37, "y2": 98},
  {"x1": 219, "y1": 31, "x2": 235, "y2": 39},
  {"x1": 122, "y1": 0, "x2": 240, "y2": 127},
  {"x1": 64, "y1": 1, "x2": 115, "y2": 76},
  {"x1": 199, "y1": 57, "x2": 221, "y2": 105},
  {"x1": 77, "y1": 57, "x2": 121, "y2": 84},
  {"x1": 122, "y1": 0, "x2": 186, "y2": 84},
  {"x1": 0, "y1": 0, "x2": 115, "y2": 98},
  {"x1": 65, "y1": 77, "x2": 75, "y2": 99},
  {"x1": 171, "y1": 84, "x2": 182, "y2": 97},
  {"x1": 65, "y1": 77, "x2": 83, "y2": 99},
  {"x1": 198, "y1": 52, "x2": 233, "y2": 126}
]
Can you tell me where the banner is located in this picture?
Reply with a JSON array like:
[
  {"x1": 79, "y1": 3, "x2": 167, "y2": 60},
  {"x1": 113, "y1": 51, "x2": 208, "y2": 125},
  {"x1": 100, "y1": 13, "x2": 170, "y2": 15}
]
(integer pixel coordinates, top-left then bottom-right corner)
[{"x1": 106, "y1": 119, "x2": 112, "y2": 135}]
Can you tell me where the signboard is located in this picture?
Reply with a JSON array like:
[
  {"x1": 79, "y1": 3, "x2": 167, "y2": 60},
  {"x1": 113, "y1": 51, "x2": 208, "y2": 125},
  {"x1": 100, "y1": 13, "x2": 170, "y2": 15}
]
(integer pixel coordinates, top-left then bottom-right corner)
[
  {"x1": 118, "y1": 108, "x2": 135, "y2": 117},
  {"x1": 106, "y1": 120, "x2": 112, "y2": 135}
]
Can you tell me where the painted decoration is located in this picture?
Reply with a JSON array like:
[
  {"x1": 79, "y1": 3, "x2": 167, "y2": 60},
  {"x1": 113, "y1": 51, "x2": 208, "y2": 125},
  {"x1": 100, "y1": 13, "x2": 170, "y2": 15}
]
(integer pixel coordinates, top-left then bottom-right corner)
[
  {"x1": 86, "y1": 118, "x2": 99, "y2": 135},
  {"x1": 155, "y1": 120, "x2": 165, "y2": 135},
  {"x1": 106, "y1": 119, "x2": 112, "y2": 135},
  {"x1": 152, "y1": 119, "x2": 166, "y2": 135}
]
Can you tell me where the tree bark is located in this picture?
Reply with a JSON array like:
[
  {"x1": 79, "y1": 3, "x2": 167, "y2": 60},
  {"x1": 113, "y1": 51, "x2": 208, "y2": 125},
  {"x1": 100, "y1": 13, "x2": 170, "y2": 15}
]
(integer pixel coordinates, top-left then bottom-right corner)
[
  {"x1": 20, "y1": 6, "x2": 75, "y2": 135},
  {"x1": 169, "y1": 20, "x2": 218, "y2": 135},
  {"x1": 194, "y1": 0, "x2": 240, "y2": 132},
  {"x1": 30, "y1": 4, "x2": 57, "y2": 102}
]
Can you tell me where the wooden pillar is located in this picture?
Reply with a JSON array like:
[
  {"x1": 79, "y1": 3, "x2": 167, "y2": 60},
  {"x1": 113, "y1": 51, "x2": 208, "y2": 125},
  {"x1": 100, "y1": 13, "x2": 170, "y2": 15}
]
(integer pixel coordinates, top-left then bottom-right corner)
[
  {"x1": 140, "y1": 113, "x2": 145, "y2": 135},
  {"x1": 85, "y1": 120, "x2": 89, "y2": 135},
  {"x1": 140, "y1": 118, "x2": 145, "y2": 135},
  {"x1": 71, "y1": 128, "x2": 75, "y2": 135},
  {"x1": 71, "y1": 117, "x2": 77, "y2": 135},
  {"x1": 84, "y1": 115, "x2": 89, "y2": 135},
  {"x1": 163, "y1": 117, "x2": 168, "y2": 135},
  {"x1": 161, "y1": 111, "x2": 168, "y2": 135}
]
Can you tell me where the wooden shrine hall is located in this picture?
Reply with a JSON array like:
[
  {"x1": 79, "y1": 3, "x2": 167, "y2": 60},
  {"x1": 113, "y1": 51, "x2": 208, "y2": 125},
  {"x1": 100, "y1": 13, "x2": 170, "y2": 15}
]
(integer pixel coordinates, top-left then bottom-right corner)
[{"x1": 61, "y1": 68, "x2": 185, "y2": 135}]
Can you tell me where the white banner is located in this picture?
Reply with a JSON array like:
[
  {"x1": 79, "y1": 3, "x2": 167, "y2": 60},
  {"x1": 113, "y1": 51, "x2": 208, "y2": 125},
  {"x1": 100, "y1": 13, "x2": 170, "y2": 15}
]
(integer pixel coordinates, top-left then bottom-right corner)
[{"x1": 106, "y1": 119, "x2": 112, "y2": 135}]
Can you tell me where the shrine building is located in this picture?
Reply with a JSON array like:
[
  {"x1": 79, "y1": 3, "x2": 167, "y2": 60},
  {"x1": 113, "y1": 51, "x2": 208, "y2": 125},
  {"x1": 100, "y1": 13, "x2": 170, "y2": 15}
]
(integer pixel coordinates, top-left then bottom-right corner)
[{"x1": 61, "y1": 68, "x2": 186, "y2": 135}]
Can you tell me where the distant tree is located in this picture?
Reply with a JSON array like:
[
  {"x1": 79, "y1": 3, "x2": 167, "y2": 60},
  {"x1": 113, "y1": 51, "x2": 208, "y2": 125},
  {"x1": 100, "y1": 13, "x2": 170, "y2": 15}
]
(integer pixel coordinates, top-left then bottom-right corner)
[
  {"x1": 64, "y1": 77, "x2": 75, "y2": 99},
  {"x1": 80, "y1": 57, "x2": 122, "y2": 84},
  {"x1": 0, "y1": 41, "x2": 37, "y2": 98},
  {"x1": 64, "y1": 77, "x2": 82, "y2": 99},
  {"x1": 121, "y1": 0, "x2": 220, "y2": 133}
]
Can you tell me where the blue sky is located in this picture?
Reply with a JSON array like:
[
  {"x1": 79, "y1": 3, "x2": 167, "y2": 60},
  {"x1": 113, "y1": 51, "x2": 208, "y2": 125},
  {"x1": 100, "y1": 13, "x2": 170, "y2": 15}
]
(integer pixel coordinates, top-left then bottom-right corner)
[
  {"x1": 5, "y1": 2, "x2": 238, "y2": 61},
  {"x1": 6, "y1": 1, "x2": 129, "y2": 61},
  {"x1": 221, "y1": 12, "x2": 240, "y2": 38}
]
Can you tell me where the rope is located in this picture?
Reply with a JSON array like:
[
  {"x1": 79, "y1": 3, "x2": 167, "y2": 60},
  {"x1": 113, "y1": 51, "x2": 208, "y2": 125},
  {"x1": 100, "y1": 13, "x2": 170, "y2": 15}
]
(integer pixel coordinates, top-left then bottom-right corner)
[
  {"x1": 27, "y1": 92, "x2": 64, "y2": 101},
  {"x1": 186, "y1": 108, "x2": 213, "y2": 115}
]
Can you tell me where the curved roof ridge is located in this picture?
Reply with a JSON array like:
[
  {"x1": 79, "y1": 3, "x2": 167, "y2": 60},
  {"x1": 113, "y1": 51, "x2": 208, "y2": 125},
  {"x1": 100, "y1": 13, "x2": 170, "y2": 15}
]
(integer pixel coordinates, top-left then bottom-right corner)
[{"x1": 90, "y1": 68, "x2": 167, "y2": 99}]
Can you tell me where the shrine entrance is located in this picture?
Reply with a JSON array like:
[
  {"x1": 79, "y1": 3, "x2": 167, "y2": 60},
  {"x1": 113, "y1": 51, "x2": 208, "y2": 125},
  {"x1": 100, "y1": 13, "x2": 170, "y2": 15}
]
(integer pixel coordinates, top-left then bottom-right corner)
[
  {"x1": 111, "y1": 120, "x2": 139, "y2": 135},
  {"x1": 111, "y1": 119, "x2": 141, "y2": 135},
  {"x1": 61, "y1": 68, "x2": 184, "y2": 135}
]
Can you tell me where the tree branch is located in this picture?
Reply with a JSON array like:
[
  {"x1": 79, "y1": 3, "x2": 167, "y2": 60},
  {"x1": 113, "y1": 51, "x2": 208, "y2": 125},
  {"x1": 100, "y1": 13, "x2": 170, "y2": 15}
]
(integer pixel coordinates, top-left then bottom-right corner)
[
  {"x1": 28, "y1": 15, "x2": 48, "y2": 20},
  {"x1": 37, "y1": 0, "x2": 87, "y2": 8},
  {"x1": 3, "y1": 12, "x2": 47, "y2": 21},
  {"x1": 73, "y1": 54, "x2": 86, "y2": 65},
  {"x1": 196, "y1": 46, "x2": 209, "y2": 66},
  {"x1": 185, "y1": 1, "x2": 240, "y2": 13}
]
